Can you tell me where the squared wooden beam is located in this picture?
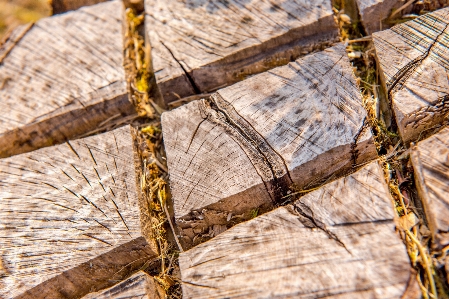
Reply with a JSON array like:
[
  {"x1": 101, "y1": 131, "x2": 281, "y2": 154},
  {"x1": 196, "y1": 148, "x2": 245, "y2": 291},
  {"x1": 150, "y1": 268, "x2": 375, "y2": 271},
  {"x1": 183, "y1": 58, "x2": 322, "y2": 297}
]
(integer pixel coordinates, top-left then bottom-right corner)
[
  {"x1": 411, "y1": 126, "x2": 449, "y2": 249},
  {"x1": 145, "y1": 0, "x2": 339, "y2": 103},
  {"x1": 0, "y1": 0, "x2": 134, "y2": 158},
  {"x1": 179, "y1": 161, "x2": 420, "y2": 298},
  {"x1": 0, "y1": 126, "x2": 157, "y2": 299},
  {"x1": 373, "y1": 8, "x2": 449, "y2": 144},
  {"x1": 162, "y1": 44, "x2": 378, "y2": 248}
]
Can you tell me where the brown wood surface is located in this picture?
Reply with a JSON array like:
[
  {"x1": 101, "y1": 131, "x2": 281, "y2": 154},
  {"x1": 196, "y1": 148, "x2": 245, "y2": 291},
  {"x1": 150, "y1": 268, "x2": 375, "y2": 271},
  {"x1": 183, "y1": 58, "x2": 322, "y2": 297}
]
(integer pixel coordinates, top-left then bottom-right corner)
[
  {"x1": 373, "y1": 8, "x2": 449, "y2": 144},
  {"x1": 0, "y1": 0, "x2": 136, "y2": 158},
  {"x1": 81, "y1": 271, "x2": 163, "y2": 299},
  {"x1": 51, "y1": 0, "x2": 110, "y2": 14},
  {"x1": 179, "y1": 161, "x2": 419, "y2": 299},
  {"x1": 0, "y1": 126, "x2": 157, "y2": 299},
  {"x1": 411, "y1": 126, "x2": 449, "y2": 249},
  {"x1": 162, "y1": 44, "x2": 377, "y2": 248},
  {"x1": 145, "y1": 0, "x2": 339, "y2": 104}
]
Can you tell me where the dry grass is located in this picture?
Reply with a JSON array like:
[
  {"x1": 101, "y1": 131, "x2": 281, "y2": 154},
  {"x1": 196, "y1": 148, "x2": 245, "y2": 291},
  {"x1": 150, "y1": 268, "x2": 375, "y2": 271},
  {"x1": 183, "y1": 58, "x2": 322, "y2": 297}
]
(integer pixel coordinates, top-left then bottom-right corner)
[
  {"x1": 124, "y1": 4, "x2": 182, "y2": 298},
  {"x1": 0, "y1": 0, "x2": 50, "y2": 40}
]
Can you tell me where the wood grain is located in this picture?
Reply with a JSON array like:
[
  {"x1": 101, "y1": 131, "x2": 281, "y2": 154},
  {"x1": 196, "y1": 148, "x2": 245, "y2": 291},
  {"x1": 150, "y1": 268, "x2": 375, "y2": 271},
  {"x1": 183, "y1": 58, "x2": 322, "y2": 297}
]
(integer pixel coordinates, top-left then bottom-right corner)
[
  {"x1": 162, "y1": 44, "x2": 377, "y2": 248},
  {"x1": 0, "y1": 0, "x2": 136, "y2": 158},
  {"x1": 145, "y1": 0, "x2": 339, "y2": 103},
  {"x1": 51, "y1": 0, "x2": 110, "y2": 14},
  {"x1": 81, "y1": 271, "x2": 161, "y2": 299},
  {"x1": 373, "y1": 8, "x2": 449, "y2": 144},
  {"x1": 411, "y1": 126, "x2": 449, "y2": 249},
  {"x1": 0, "y1": 126, "x2": 157, "y2": 299},
  {"x1": 179, "y1": 161, "x2": 418, "y2": 299}
]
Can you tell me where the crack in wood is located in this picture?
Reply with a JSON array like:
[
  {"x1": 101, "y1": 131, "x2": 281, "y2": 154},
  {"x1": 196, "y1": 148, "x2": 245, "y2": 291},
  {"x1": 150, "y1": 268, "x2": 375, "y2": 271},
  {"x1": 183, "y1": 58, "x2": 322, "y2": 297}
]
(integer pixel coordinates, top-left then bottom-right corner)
[
  {"x1": 386, "y1": 22, "x2": 449, "y2": 99},
  {"x1": 160, "y1": 41, "x2": 201, "y2": 94},
  {"x1": 288, "y1": 203, "x2": 351, "y2": 254},
  {"x1": 350, "y1": 118, "x2": 369, "y2": 167},
  {"x1": 198, "y1": 94, "x2": 293, "y2": 204}
]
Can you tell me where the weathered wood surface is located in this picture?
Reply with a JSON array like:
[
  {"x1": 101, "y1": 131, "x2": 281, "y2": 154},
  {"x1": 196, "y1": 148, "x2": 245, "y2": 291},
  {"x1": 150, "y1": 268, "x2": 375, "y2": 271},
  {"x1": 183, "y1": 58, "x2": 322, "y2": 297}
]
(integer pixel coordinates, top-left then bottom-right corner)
[
  {"x1": 51, "y1": 0, "x2": 110, "y2": 14},
  {"x1": 162, "y1": 44, "x2": 377, "y2": 248},
  {"x1": 0, "y1": 125, "x2": 157, "y2": 299},
  {"x1": 179, "y1": 161, "x2": 420, "y2": 299},
  {"x1": 373, "y1": 8, "x2": 449, "y2": 144},
  {"x1": 411, "y1": 126, "x2": 449, "y2": 249},
  {"x1": 145, "y1": 0, "x2": 339, "y2": 104},
  {"x1": 81, "y1": 271, "x2": 162, "y2": 299},
  {"x1": 356, "y1": 0, "x2": 449, "y2": 34},
  {"x1": 0, "y1": 0, "x2": 136, "y2": 158},
  {"x1": 356, "y1": 0, "x2": 402, "y2": 34}
]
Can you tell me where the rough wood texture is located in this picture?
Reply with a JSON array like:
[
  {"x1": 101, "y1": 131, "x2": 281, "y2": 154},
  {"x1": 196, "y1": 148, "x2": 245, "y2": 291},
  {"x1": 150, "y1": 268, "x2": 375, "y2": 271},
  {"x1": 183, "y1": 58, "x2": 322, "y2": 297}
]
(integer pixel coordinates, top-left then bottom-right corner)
[
  {"x1": 51, "y1": 0, "x2": 110, "y2": 14},
  {"x1": 373, "y1": 8, "x2": 449, "y2": 144},
  {"x1": 145, "y1": 0, "x2": 339, "y2": 104},
  {"x1": 356, "y1": 0, "x2": 449, "y2": 34},
  {"x1": 0, "y1": 0, "x2": 136, "y2": 158},
  {"x1": 179, "y1": 161, "x2": 419, "y2": 299},
  {"x1": 0, "y1": 126, "x2": 157, "y2": 299},
  {"x1": 411, "y1": 126, "x2": 449, "y2": 249},
  {"x1": 81, "y1": 271, "x2": 161, "y2": 299},
  {"x1": 162, "y1": 44, "x2": 377, "y2": 248}
]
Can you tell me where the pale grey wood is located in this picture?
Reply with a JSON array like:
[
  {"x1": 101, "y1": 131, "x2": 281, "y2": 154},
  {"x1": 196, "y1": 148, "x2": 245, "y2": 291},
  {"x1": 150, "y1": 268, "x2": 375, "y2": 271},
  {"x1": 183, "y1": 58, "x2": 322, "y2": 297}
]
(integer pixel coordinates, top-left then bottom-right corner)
[
  {"x1": 81, "y1": 271, "x2": 156, "y2": 299},
  {"x1": 51, "y1": 0, "x2": 110, "y2": 14},
  {"x1": 0, "y1": 0, "x2": 136, "y2": 158},
  {"x1": 410, "y1": 126, "x2": 449, "y2": 249},
  {"x1": 145, "y1": 0, "x2": 339, "y2": 103},
  {"x1": 162, "y1": 44, "x2": 377, "y2": 248},
  {"x1": 0, "y1": 126, "x2": 157, "y2": 299},
  {"x1": 179, "y1": 161, "x2": 419, "y2": 299},
  {"x1": 373, "y1": 8, "x2": 449, "y2": 144}
]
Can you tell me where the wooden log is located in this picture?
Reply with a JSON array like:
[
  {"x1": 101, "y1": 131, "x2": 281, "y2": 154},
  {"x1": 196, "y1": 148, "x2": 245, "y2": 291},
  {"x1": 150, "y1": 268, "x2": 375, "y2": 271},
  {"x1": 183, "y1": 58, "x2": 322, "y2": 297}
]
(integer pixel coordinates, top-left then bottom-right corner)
[
  {"x1": 0, "y1": 125, "x2": 158, "y2": 299},
  {"x1": 179, "y1": 161, "x2": 420, "y2": 299},
  {"x1": 162, "y1": 44, "x2": 378, "y2": 249},
  {"x1": 145, "y1": 0, "x2": 339, "y2": 104},
  {"x1": 355, "y1": 0, "x2": 449, "y2": 35},
  {"x1": 411, "y1": 126, "x2": 449, "y2": 249},
  {"x1": 0, "y1": 0, "x2": 136, "y2": 158},
  {"x1": 81, "y1": 271, "x2": 164, "y2": 299},
  {"x1": 372, "y1": 8, "x2": 449, "y2": 145},
  {"x1": 51, "y1": 0, "x2": 110, "y2": 14}
]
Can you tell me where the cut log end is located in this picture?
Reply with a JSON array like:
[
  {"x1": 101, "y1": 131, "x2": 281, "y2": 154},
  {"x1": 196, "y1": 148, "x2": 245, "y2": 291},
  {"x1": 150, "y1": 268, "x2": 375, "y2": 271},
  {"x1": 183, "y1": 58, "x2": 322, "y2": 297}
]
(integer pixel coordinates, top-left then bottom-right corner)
[
  {"x1": 179, "y1": 161, "x2": 417, "y2": 299},
  {"x1": 411, "y1": 126, "x2": 449, "y2": 249},
  {"x1": 0, "y1": 125, "x2": 157, "y2": 298},
  {"x1": 373, "y1": 7, "x2": 449, "y2": 145}
]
